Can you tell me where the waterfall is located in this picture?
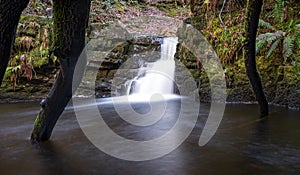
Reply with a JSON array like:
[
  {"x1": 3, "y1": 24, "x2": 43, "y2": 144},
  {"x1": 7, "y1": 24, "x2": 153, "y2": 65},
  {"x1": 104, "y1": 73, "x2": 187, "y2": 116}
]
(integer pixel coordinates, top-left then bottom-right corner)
[{"x1": 129, "y1": 37, "x2": 178, "y2": 95}]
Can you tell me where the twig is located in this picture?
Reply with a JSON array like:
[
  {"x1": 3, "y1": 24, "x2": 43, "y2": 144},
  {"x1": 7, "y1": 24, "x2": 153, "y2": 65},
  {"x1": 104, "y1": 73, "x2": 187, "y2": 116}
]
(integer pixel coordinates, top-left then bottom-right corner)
[{"x1": 219, "y1": 0, "x2": 226, "y2": 25}]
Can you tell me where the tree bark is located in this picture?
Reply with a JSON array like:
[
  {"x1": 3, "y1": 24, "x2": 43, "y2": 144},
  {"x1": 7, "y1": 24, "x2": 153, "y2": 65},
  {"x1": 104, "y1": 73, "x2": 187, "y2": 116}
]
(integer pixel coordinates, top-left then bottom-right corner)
[
  {"x1": 244, "y1": 0, "x2": 268, "y2": 117},
  {"x1": 31, "y1": 0, "x2": 91, "y2": 143},
  {"x1": 0, "y1": 0, "x2": 29, "y2": 85}
]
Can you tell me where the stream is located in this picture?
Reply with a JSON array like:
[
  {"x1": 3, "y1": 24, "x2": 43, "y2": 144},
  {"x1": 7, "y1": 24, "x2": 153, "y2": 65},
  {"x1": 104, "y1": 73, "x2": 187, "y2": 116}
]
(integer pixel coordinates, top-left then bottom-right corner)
[
  {"x1": 1, "y1": 35, "x2": 300, "y2": 175},
  {"x1": 0, "y1": 100, "x2": 300, "y2": 175}
]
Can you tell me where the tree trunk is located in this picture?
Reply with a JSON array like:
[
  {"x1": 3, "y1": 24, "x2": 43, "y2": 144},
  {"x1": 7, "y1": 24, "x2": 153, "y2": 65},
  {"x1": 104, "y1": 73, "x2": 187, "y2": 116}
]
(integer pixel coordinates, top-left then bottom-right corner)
[
  {"x1": 31, "y1": 0, "x2": 91, "y2": 143},
  {"x1": 0, "y1": 0, "x2": 29, "y2": 85},
  {"x1": 244, "y1": 0, "x2": 269, "y2": 117}
]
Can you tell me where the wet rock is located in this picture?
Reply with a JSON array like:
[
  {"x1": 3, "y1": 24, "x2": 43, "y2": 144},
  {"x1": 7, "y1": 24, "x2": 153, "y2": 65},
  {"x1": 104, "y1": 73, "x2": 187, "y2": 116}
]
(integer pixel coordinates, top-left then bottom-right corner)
[{"x1": 130, "y1": 35, "x2": 163, "y2": 46}]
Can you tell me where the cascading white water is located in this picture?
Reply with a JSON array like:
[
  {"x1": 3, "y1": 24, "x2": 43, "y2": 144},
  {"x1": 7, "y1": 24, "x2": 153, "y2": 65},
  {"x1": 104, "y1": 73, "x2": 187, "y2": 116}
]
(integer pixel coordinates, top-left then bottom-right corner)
[{"x1": 129, "y1": 37, "x2": 178, "y2": 95}]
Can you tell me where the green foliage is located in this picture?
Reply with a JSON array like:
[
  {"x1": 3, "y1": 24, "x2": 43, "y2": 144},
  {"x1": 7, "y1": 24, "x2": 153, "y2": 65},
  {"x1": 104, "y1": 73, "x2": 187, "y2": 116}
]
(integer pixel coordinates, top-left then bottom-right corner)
[
  {"x1": 5, "y1": 65, "x2": 21, "y2": 81},
  {"x1": 258, "y1": 19, "x2": 276, "y2": 30},
  {"x1": 168, "y1": 9, "x2": 177, "y2": 17},
  {"x1": 204, "y1": 16, "x2": 245, "y2": 64},
  {"x1": 4, "y1": 15, "x2": 53, "y2": 87},
  {"x1": 256, "y1": 0, "x2": 300, "y2": 69},
  {"x1": 4, "y1": 54, "x2": 35, "y2": 90},
  {"x1": 273, "y1": 0, "x2": 285, "y2": 23},
  {"x1": 283, "y1": 35, "x2": 294, "y2": 60},
  {"x1": 103, "y1": 0, "x2": 116, "y2": 9},
  {"x1": 256, "y1": 20, "x2": 299, "y2": 61},
  {"x1": 267, "y1": 38, "x2": 281, "y2": 57}
]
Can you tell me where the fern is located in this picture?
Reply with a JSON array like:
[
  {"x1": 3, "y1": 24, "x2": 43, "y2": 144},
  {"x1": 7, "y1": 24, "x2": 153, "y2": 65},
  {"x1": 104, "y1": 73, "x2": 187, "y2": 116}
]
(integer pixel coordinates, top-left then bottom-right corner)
[
  {"x1": 258, "y1": 19, "x2": 276, "y2": 31},
  {"x1": 273, "y1": 0, "x2": 285, "y2": 23},
  {"x1": 295, "y1": 25, "x2": 300, "y2": 50},
  {"x1": 256, "y1": 39, "x2": 267, "y2": 54},
  {"x1": 4, "y1": 65, "x2": 21, "y2": 87},
  {"x1": 257, "y1": 32, "x2": 274, "y2": 41},
  {"x1": 292, "y1": 61, "x2": 300, "y2": 76},
  {"x1": 266, "y1": 33, "x2": 279, "y2": 46},
  {"x1": 256, "y1": 32, "x2": 284, "y2": 53},
  {"x1": 5, "y1": 65, "x2": 21, "y2": 78},
  {"x1": 267, "y1": 38, "x2": 281, "y2": 57},
  {"x1": 256, "y1": 0, "x2": 299, "y2": 64},
  {"x1": 283, "y1": 35, "x2": 294, "y2": 61},
  {"x1": 296, "y1": 36, "x2": 300, "y2": 50}
]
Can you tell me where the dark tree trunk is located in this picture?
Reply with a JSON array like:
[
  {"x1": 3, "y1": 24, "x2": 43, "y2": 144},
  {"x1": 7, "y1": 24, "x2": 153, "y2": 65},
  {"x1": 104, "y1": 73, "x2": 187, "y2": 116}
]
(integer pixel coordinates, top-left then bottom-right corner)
[
  {"x1": 244, "y1": 0, "x2": 269, "y2": 117},
  {"x1": 0, "y1": 0, "x2": 29, "y2": 85},
  {"x1": 31, "y1": 0, "x2": 91, "y2": 143}
]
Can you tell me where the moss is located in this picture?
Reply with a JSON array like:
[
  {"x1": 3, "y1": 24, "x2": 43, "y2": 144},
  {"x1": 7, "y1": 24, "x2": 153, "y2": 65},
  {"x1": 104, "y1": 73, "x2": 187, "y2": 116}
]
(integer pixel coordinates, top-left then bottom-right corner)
[
  {"x1": 280, "y1": 66, "x2": 300, "y2": 85},
  {"x1": 3, "y1": 13, "x2": 54, "y2": 93},
  {"x1": 19, "y1": 15, "x2": 50, "y2": 25},
  {"x1": 31, "y1": 108, "x2": 46, "y2": 141},
  {"x1": 33, "y1": 109, "x2": 44, "y2": 130},
  {"x1": 30, "y1": 48, "x2": 49, "y2": 67},
  {"x1": 115, "y1": 1, "x2": 126, "y2": 12}
]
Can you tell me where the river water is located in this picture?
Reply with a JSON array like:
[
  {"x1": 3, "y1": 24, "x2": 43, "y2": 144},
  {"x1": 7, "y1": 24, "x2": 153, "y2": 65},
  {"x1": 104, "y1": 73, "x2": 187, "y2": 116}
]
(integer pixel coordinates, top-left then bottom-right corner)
[{"x1": 0, "y1": 99, "x2": 300, "y2": 175}]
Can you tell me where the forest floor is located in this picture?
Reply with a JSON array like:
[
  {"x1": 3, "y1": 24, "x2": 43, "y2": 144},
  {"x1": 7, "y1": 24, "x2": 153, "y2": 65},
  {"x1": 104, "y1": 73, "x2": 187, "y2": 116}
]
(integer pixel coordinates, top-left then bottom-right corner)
[
  {"x1": 24, "y1": 0, "x2": 192, "y2": 35},
  {"x1": 23, "y1": 0, "x2": 191, "y2": 23}
]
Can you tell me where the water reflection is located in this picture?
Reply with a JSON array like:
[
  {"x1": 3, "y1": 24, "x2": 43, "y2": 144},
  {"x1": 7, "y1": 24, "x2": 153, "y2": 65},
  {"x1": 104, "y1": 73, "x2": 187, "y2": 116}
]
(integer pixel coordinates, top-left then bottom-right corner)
[{"x1": 245, "y1": 111, "x2": 300, "y2": 173}]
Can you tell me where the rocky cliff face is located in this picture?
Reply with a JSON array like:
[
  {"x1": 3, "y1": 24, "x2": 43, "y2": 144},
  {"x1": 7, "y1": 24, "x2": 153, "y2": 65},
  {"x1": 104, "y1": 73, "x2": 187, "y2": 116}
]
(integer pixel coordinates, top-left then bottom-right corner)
[
  {"x1": 82, "y1": 23, "x2": 163, "y2": 98},
  {"x1": 94, "y1": 35, "x2": 162, "y2": 98}
]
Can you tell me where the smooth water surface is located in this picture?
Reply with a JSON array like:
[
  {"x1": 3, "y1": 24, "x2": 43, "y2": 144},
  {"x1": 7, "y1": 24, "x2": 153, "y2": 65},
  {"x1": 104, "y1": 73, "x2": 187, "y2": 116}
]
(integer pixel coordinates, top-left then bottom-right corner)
[{"x1": 0, "y1": 99, "x2": 300, "y2": 175}]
